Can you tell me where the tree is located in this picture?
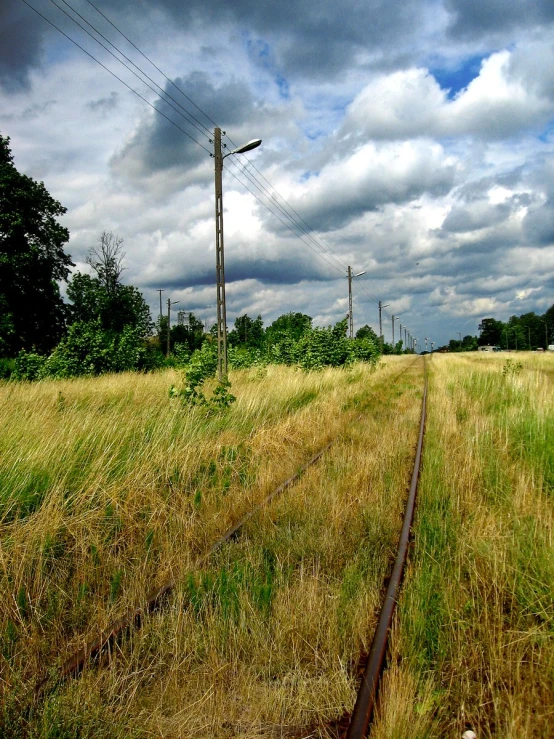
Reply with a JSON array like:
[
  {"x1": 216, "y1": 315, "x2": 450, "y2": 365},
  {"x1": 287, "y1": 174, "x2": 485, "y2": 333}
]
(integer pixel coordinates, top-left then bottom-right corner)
[
  {"x1": 67, "y1": 272, "x2": 152, "y2": 338},
  {"x1": 228, "y1": 314, "x2": 264, "y2": 349},
  {"x1": 355, "y1": 324, "x2": 379, "y2": 343},
  {"x1": 266, "y1": 313, "x2": 312, "y2": 345},
  {"x1": 169, "y1": 312, "x2": 205, "y2": 354},
  {"x1": 478, "y1": 317, "x2": 505, "y2": 346},
  {"x1": 86, "y1": 231, "x2": 125, "y2": 295},
  {"x1": 0, "y1": 134, "x2": 73, "y2": 355}
]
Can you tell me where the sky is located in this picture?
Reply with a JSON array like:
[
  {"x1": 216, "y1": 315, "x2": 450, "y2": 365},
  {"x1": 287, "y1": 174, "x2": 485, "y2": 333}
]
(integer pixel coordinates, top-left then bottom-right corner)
[{"x1": 1, "y1": 0, "x2": 554, "y2": 348}]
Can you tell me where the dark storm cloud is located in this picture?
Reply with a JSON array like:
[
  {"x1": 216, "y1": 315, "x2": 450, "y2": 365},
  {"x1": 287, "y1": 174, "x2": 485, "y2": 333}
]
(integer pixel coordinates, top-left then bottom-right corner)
[
  {"x1": 115, "y1": 0, "x2": 424, "y2": 79},
  {"x1": 110, "y1": 73, "x2": 256, "y2": 180},
  {"x1": 0, "y1": 0, "x2": 46, "y2": 91},
  {"x1": 524, "y1": 198, "x2": 554, "y2": 246},
  {"x1": 445, "y1": 0, "x2": 554, "y2": 39},
  {"x1": 143, "y1": 250, "x2": 335, "y2": 290},
  {"x1": 2, "y1": 0, "x2": 426, "y2": 87}
]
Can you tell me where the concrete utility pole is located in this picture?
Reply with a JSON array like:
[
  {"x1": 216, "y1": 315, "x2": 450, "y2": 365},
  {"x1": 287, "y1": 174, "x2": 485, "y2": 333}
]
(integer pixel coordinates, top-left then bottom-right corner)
[
  {"x1": 213, "y1": 127, "x2": 228, "y2": 382},
  {"x1": 167, "y1": 297, "x2": 179, "y2": 356},
  {"x1": 348, "y1": 267, "x2": 353, "y2": 339},
  {"x1": 213, "y1": 127, "x2": 261, "y2": 381},
  {"x1": 378, "y1": 301, "x2": 390, "y2": 350},
  {"x1": 431, "y1": 341, "x2": 435, "y2": 352},
  {"x1": 404, "y1": 326, "x2": 407, "y2": 346},
  {"x1": 157, "y1": 289, "x2": 165, "y2": 320},
  {"x1": 425, "y1": 337, "x2": 429, "y2": 352},
  {"x1": 392, "y1": 315, "x2": 398, "y2": 346},
  {"x1": 347, "y1": 267, "x2": 366, "y2": 338}
]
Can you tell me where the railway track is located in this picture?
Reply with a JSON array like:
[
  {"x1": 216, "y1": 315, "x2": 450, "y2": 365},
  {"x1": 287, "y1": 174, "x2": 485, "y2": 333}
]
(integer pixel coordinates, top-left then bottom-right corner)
[
  {"x1": 31, "y1": 357, "x2": 427, "y2": 738},
  {"x1": 344, "y1": 358, "x2": 427, "y2": 737}
]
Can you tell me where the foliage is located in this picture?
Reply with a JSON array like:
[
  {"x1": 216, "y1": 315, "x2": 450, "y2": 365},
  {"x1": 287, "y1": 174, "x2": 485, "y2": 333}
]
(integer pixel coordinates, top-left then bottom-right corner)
[
  {"x1": 228, "y1": 314, "x2": 264, "y2": 349},
  {"x1": 228, "y1": 345, "x2": 265, "y2": 369},
  {"x1": 0, "y1": 134, "x2": 73, "y2": 356},
  {"x1": 478, "y1": 317, "x2": 505, "y2": 346},
  {"x1": 67, "y1": 272, "x2": 152, "y2": 339},
  {"x1": 167, "y1": 312, "x2": 205, "y2": 355},
  {"x1": 355, "y1": 324, "x2": 379, "y2": 343},
  {"x1": 266, "y1": 312, "x2": 312, "y2": 346},
  {"x1": 12, "y1": 321, "x2": 161, "y2": 379},
  {"x1": 170, "y1": 341, "x2": 236, "y2": 412},
  {"x1": 502, "y1": 359, "x2": 523, "y2": 377}
]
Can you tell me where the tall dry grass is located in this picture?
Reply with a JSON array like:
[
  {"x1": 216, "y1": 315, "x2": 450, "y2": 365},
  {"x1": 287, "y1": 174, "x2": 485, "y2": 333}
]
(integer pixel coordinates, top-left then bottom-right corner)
[
  {"x1": 372, "y1": 352, "x2": 554, "y2": 739},
  {"x1": 1, "y1": 358, "x2": 423, "y2": 737}
]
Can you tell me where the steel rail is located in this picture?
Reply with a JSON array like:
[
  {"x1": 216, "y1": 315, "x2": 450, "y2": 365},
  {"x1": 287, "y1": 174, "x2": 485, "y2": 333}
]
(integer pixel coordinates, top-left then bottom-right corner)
[{"x1": 346, "y1": 358, "x2": 427, "y2": 738}]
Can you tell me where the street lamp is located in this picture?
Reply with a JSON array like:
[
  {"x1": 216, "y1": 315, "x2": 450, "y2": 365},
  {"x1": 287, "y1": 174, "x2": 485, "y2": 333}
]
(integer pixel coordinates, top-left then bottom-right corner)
[
  {"x1": 392, "y1": 315, "x2": 400, "y2": 347},
  {"x1": 379, "y1": 301, "x2": 390, "y2": 350},
  {"x1": 214, "y1": 127, "x2": 262, "y2": 381},
  {"x1": 347, "y1": 267, "x2": 366, "y2": 338}
]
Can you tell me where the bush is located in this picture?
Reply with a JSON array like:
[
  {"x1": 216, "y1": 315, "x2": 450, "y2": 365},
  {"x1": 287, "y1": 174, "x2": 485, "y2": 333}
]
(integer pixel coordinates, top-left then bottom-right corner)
[{"x1": 12, "y1": 351, "x2": 47, "y2": 381}]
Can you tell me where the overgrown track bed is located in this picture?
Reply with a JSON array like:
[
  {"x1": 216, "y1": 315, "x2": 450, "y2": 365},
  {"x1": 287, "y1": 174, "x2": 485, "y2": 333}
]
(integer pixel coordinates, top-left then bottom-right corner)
[
  {"x1": 344, "y1": 360, "x2": 427, "y2": 738},
  {"x1": 370, "y1": 352, "x2": 554, "y2": 739},
  {"x1": 1, "y1": 358, "x2": 424, "y2": 737}
]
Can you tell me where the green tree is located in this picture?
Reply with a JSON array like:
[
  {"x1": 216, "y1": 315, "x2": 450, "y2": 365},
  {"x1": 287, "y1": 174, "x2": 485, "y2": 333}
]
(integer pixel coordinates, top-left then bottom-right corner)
[
  {"x1": 266, "y1": 312, "x2": 312, "y2": 345},
  {"x1": 355, "y1": 324, "x2": 379, "y2": 343},
  {"x1": 0, "y1": 134, "x2": 73, "y2": 355},
  {"x1": 478, "y1": 317, "x2": 505, "y2": 346},
  {"x1": 228, "y1": 314, "x2": 264, "y2": 349},
  {"x1": 170, "y1": 312, "x2": 205, "y2": 354},
  {"x1": 67, "y1": 272, "x2": 152, "y2": 338}
]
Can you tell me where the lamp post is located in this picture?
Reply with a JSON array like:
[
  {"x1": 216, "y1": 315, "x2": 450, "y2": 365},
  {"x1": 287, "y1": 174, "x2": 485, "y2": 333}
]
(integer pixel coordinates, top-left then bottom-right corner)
[
  {"x1": 392, "y1": 315, "x2": 400, "y2": 347},
  {"x1": 214, "y1": 127, "x2": 262, "y2": 381},
  {"x1": 167, "y1": 298, "x2": 179, "y2": 357},
  {"x1": 425, "y1": 337, "x2": 429, "y2": 352},
  {"x1": 378, "y1": 301, "x2": 390, "y2": 350},
  {"x1": 157, "y1": 288, "x2": 165, "y2": 321},
  {"x1": 347, "y1": 267, "x2": 366, "y2": 338}
]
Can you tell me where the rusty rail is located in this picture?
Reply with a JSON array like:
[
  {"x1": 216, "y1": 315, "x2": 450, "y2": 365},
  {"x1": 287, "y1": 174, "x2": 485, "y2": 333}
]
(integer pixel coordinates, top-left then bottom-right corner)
[{"x1": 346, "y1": 359, "x2": 427, "y2": 738}]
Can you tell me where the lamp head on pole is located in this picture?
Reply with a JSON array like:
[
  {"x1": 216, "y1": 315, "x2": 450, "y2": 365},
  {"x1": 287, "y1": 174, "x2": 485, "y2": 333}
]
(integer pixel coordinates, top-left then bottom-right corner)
[{"x1": 224, "y1": 138, "x2": 262, "y2": 158}]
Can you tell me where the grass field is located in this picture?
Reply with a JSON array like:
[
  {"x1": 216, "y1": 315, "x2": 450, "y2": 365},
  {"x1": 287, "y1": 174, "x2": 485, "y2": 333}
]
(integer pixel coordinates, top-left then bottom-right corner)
[{"x1": 1, "y1": 353, "x2": 552, "y2": 738}]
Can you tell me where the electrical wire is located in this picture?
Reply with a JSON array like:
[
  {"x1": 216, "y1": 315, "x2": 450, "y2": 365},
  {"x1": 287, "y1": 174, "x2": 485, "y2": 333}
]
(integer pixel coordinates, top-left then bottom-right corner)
[
  {"x1": 49, "y1": 0, "x2": 212, "y2": 141},
  {"x1": 83, "y1": 0, "x2": 219, "y2": 131},
  {"x1": 19, "y1": 0, "x2": 212, "y2": 155}
]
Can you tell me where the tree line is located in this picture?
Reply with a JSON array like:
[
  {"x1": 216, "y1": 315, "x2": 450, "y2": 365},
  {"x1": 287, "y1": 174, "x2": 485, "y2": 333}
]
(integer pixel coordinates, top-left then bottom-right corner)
[{"x1": 441, "y1": 310, "x2": 554, "y2": 353}]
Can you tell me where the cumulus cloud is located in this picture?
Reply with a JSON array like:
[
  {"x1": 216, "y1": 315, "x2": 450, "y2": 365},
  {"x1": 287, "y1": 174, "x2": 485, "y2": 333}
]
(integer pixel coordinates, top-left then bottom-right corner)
[
  {"x1": 341, "y1": 47, "x2": 554, "y2": 143},
  {"x1": 282, "y1": 141, "x2": 459, "y2": 232}
]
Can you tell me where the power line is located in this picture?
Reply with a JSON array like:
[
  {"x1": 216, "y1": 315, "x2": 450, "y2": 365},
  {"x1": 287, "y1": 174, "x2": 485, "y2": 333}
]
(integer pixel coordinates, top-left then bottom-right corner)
[
  {"x1": 83, "y1": 0, "x2": 219, "y2": 132},
  {"x1": 224, "y1": 167, "x2": 348, "y2": 279},
  {"x1": 48, "y1": 0, "x2": 212, "y2": 141},
  {"x1": 19, "y1": 0, "x2": 212, "y2": 155}
]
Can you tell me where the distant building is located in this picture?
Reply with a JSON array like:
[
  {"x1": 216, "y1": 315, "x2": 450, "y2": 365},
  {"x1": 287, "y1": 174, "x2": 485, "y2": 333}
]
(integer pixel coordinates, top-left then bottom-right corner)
[{"x1": 478, "y1": 345, "x2": 501, "y2": 352}]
